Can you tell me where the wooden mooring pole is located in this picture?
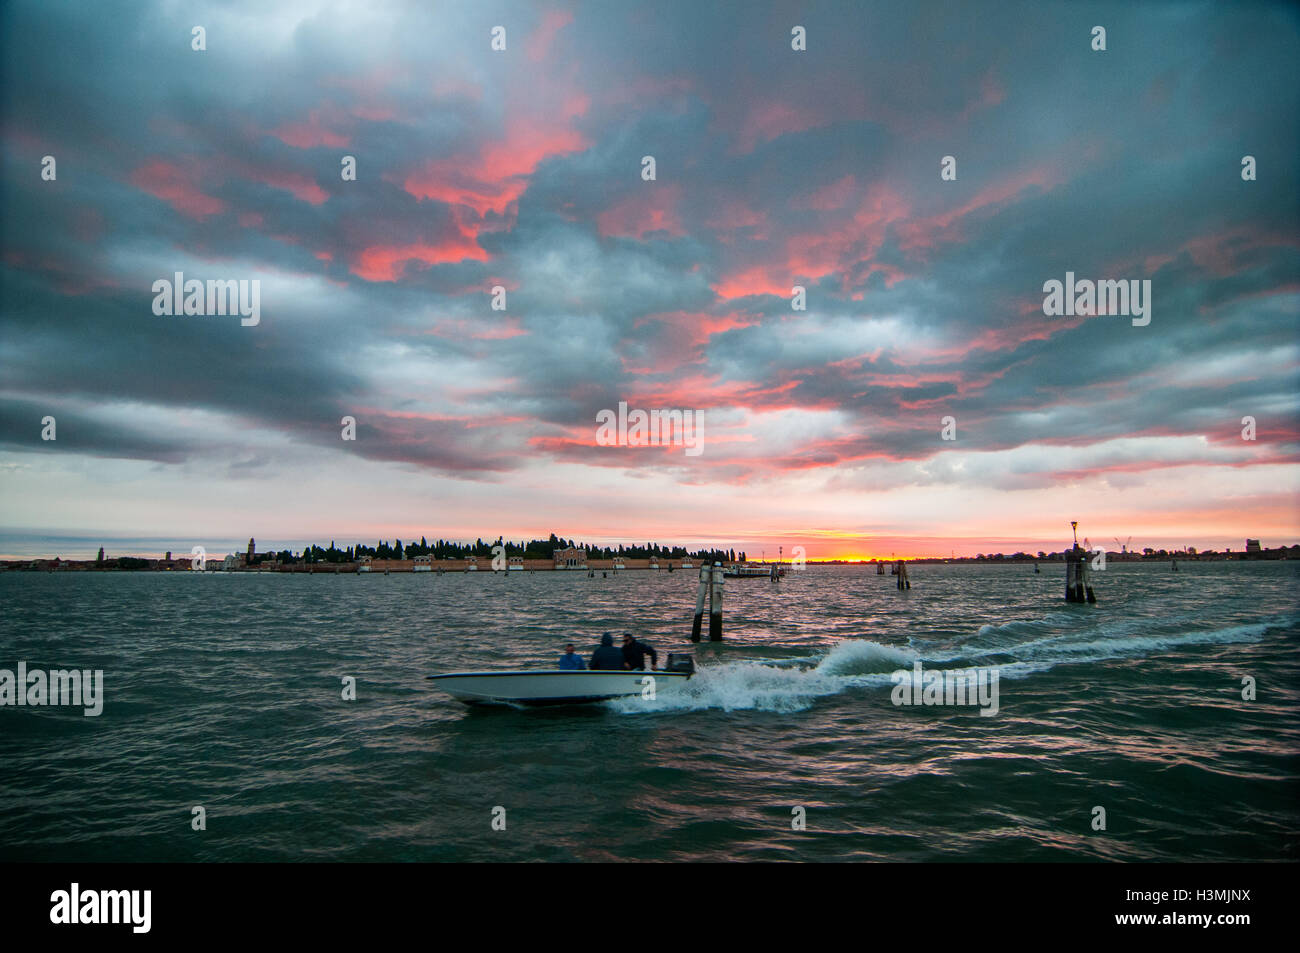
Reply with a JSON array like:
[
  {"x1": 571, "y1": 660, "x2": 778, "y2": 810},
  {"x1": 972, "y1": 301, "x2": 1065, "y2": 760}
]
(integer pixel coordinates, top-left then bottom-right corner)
[
  {"x1": 1065, "y1": 521, "x2": 1096, "y2": 603},
  {"x1": 709, "y1": 560, "x2": 725, "y2": 641},
  {"x1": 691, "y1": 562, "x2": 709, "y2": 643}
]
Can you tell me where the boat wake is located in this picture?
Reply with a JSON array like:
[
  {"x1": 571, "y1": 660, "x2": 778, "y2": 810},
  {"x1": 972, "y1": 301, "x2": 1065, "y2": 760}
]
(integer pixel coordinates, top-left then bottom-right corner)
[
  {"x1": 606, "y1": 640, "x2": 914, "y2": 714},
  {"x1": 606, "y1": 615, "x2": 1288, "y2": 714}
]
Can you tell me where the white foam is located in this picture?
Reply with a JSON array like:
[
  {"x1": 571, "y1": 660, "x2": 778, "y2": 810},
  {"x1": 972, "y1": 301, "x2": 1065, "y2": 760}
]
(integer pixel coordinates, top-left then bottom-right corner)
[
  {"x1": 813, "y1": 638, "x2": 916, "y2": 675},
  {"x1": 606, "y1": 617, "x2": 1282, "y2": 714},
  {"x1": 607, "y1": 659, "x2": 846, "y2": 713}
]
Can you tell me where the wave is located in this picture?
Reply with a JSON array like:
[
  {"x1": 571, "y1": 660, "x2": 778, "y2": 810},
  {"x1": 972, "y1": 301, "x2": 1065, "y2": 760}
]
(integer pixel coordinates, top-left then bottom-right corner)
[
  {"x1": 812, "y1": 638, "x2": 916, "y2": 675},
  {"x1": 607, "y1": 616, "x2": 1285, "y2": 715}
]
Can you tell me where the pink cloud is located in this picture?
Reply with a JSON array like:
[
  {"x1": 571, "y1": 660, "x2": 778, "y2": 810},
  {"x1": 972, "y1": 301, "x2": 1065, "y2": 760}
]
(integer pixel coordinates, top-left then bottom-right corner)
[
  {"x1": 711, "y1": 183, "x2": 910, "y2": 298},
  {"x1": 352, "y1": 211, "x2": 489, "y2": 281},
  {"x1": 354, "y1": 240, "x2": 487, "y2": 282},
  {"x1": 897, "y1": 167, "x2": 1061, "y2": 254},
  {"x1": 733, "y1": 100, "x2": 826, "y2": 153},
  {"x1": 244, "y1": 166, "x2": 329, "y2": 205},
  {"x1": 131, "y1": 160, "x2": 226, "y2": 220},
  {"x1": 269, "y1": 109, "x2": 351, "y2": 149},
  {"x1": 403, "y1": 119, "x2": 587, "y2": 217},
  {"x1": 597, "y1": 184, "x2": 684, "y2": 239},
  {"x1": 424, "y1": 316, "x2": 529, "y2": 340},
  {"x1": 526, "y1": 10, "x2": 574, "y2": 63},
  {"x1": 704, "y1": 198, "x2": 765, "y2": 233},
  {"x1": 620, "y1": 309, "x2": 758, "y2": 374},
  {"x1": 710, "y1": 268, "x2": 793, "y2": 300}
]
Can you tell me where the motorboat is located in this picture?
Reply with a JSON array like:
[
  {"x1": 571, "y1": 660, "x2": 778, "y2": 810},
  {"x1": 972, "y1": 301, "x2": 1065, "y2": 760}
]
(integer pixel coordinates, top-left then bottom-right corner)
[{"x1": 428, "y1": 654, "x2": 695, "y2": 707}]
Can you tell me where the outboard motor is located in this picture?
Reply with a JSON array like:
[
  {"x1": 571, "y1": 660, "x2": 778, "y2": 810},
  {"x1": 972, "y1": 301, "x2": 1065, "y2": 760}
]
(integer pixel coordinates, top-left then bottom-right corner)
[{"x1": 664, "y1": 653, "x2": 696, "y2": 676}]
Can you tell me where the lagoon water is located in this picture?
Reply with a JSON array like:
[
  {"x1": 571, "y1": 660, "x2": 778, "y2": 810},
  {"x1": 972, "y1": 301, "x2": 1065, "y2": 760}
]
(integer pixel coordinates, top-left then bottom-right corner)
[{"x1": 1, "y1": 562, "x2": 1297, "y2": 861}]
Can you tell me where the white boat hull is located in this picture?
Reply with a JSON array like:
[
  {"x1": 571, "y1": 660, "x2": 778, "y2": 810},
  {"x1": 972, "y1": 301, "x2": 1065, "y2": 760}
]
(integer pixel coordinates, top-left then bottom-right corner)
[{"x1": 428, "y1": 670, "x2": 690, "y2": 707}]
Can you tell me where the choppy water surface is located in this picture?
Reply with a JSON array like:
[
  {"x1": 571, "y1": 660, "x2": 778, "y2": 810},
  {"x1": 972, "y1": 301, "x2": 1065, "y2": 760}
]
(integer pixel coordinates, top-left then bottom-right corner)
[{"x1": 1, "y1": 562, "x2": 1297, "y2": 861}]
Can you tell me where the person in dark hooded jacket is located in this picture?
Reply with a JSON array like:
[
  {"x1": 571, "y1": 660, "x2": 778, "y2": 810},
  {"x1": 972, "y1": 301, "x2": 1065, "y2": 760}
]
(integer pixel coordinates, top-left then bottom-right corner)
[{"x1": 589, "y1": 633, "x2": 625, "y2": 670}]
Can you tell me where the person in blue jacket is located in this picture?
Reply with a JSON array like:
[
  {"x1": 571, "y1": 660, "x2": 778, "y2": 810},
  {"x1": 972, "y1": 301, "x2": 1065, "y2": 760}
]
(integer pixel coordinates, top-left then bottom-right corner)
[
  {"x1": 588, "y1": 633, "x2": 625, "y2": 670},
  {"x1": 558, "y1": 643, "x2": 586, "y2": 670}
]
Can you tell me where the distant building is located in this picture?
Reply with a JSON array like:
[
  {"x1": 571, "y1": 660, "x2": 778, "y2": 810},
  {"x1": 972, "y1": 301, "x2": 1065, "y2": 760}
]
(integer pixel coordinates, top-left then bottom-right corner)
[
  {"x1": 1246, "y1": 539, "x2": 1261, "y2": 555},
  {"x1": 241, "y1": 536, "x2": 278, "y2": 566},
  {"x1": 553, "y1": 546, "x2": 587, "y2": 569}
]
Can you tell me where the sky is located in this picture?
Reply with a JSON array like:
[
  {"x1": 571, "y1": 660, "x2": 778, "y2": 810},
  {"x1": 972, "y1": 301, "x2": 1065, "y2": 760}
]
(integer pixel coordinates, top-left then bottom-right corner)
[{"x1": 1, "y1": 0, "x2": 1298, "y2": 560}]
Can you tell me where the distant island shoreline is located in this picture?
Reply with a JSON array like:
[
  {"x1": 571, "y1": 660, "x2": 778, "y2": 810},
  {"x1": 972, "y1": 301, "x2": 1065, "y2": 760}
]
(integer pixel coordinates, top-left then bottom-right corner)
[{"x1": 2, "y1": 535, "x2": 1294, "y2": 572}]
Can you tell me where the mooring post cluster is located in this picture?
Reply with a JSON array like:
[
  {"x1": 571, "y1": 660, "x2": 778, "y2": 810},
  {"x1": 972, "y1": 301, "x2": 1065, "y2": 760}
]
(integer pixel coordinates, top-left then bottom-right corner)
[
  {"x1": 896, "y1": 561, "x2": 911, "y2": 590},
  {"x1": 691, "y1": 560, "x2": 726, "y2": 642}
]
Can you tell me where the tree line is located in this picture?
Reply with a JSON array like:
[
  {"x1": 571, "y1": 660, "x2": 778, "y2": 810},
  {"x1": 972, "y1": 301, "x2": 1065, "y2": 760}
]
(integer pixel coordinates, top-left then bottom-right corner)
[{"x1": 296, "y1": 534, "x2": 746, "y2": 564}]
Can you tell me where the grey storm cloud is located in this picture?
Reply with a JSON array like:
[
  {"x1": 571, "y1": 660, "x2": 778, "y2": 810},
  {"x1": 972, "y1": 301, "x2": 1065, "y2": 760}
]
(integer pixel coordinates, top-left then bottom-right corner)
[{"x1": 1, "y1": 0, "x2": 1297, "y2": 485}]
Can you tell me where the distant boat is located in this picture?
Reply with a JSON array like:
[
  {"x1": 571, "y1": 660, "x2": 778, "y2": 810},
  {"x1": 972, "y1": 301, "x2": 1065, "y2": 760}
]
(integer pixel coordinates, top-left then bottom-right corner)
[
  {"x1": 428, "y1": 656, "x2": 695, "y2": 707},
  {"x1": 724, "y1": 562, "x2": 786, "y2": 579}
]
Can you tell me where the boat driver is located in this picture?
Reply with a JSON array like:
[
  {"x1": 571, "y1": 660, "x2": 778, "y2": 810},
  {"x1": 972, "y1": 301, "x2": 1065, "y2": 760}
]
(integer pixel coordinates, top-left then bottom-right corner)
[{"x1": 621, "y1": 633, "x2": 658, "y2": 671}]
